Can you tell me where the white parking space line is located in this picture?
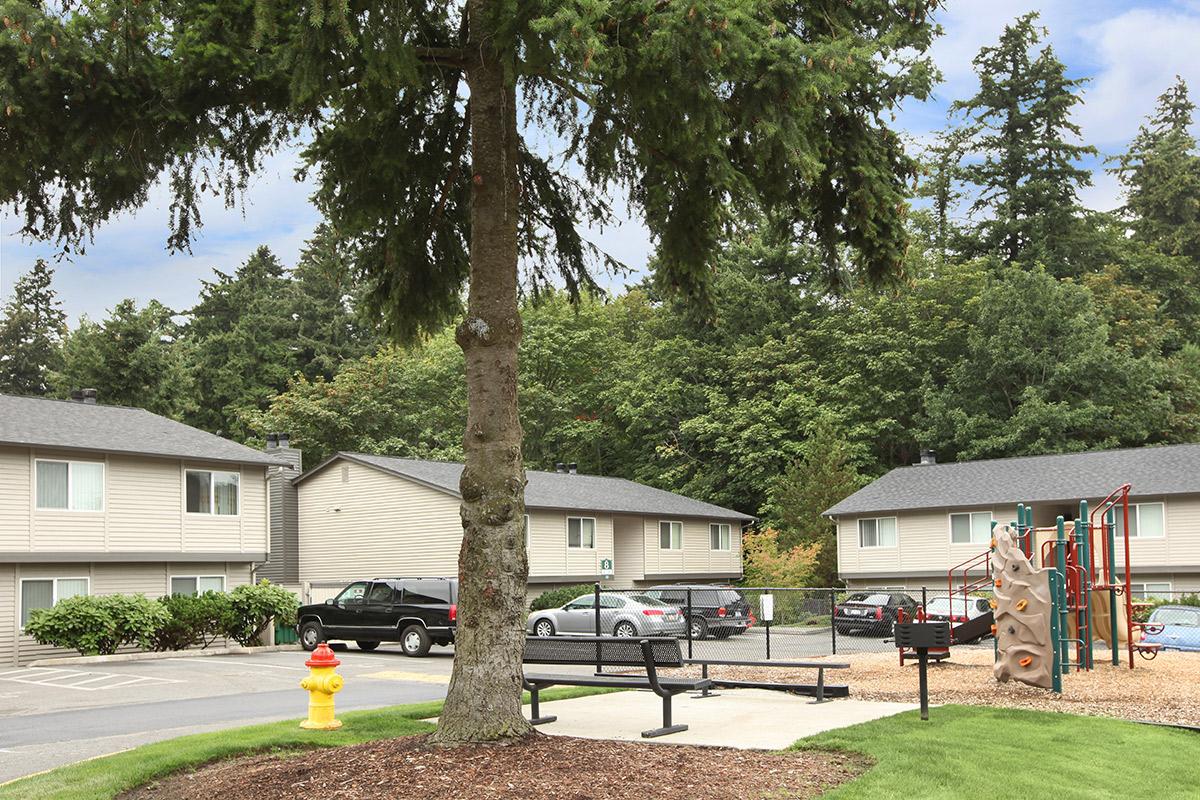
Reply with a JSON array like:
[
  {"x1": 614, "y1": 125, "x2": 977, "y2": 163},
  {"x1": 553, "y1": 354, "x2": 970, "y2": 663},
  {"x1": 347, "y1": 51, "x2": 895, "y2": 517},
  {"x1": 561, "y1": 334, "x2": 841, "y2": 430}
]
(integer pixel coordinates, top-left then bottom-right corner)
[
  {"x1": 172, "y1": 658, "x2": 306, "y2": 671},
  {"x1": 0, "y1": 668, "x2": 182, "y2": 692}
]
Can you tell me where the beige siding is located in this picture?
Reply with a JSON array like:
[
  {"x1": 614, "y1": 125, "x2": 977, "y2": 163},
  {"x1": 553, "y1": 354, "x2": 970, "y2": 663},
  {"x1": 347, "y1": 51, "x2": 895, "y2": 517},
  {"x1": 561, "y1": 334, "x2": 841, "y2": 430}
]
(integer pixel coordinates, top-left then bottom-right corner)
[
  {"x1": 0, "y1": 446, "x2": 269, "y2": 556},
  {"x1": 838, "y1": 494, "x2": 1200, "y2": 584},
  {"x1": 612, "y1": 515, "x2": 645, "y2": 587},
  {"x1": 297, "y1": 460, "x2": 463, "y2": 582},
  {"x1": 641, "y1": 516, "x2": 743, "y2": 577},
  {"x1": 0, "y1": 563, "x2": 14, "y2": 666}
]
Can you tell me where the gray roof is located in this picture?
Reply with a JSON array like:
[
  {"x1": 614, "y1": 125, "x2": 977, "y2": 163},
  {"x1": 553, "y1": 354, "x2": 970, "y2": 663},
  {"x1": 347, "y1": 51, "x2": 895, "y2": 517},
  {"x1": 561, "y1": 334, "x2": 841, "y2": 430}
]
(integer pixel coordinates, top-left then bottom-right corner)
[
  {"x1": 0, "y1": 394, "x2": 282, "y2": 467},
  {"x1": 298, "y1": 452, "x2": 754, "y2": 521},
  {"x1": 824, "y1": 443, "x2": 1200, "y2": 517}
]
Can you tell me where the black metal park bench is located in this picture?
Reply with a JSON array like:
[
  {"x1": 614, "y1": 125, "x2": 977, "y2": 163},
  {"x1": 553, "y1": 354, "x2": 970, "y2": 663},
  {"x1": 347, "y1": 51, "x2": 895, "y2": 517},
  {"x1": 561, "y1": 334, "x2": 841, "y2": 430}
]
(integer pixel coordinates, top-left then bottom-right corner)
[
  {"x1": 681, "y1": 658, "x2": 851, "y2": 702},
  {"x1": 522, "y1": 636, "x2": 709, "y2": 738}
]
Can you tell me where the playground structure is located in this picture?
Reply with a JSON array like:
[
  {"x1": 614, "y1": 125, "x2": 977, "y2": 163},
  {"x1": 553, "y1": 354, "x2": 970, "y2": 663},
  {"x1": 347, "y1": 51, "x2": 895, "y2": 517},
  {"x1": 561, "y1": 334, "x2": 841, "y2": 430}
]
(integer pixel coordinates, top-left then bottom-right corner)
[{"x1": 917, "y1": 484, "x2": 1165, "y2": 693}]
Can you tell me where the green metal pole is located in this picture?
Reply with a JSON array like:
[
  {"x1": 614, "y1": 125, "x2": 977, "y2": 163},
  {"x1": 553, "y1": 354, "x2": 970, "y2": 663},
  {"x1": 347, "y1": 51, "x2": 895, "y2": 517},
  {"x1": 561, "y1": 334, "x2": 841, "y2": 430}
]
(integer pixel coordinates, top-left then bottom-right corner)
[
  {"x1": 1079, "y1": 500, "x2": 1092, "y2": 670},
  {"x1": 1107, "y1": 507, "x2": 1119, "y2": 666}
]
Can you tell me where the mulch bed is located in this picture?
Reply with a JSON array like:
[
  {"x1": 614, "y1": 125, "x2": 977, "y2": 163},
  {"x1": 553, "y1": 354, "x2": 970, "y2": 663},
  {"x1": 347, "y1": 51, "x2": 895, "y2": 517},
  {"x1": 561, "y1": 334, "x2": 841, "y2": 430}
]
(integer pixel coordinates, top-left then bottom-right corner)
[{"x1": 120, "y1": 734, "x2": 869, "y2": 800}]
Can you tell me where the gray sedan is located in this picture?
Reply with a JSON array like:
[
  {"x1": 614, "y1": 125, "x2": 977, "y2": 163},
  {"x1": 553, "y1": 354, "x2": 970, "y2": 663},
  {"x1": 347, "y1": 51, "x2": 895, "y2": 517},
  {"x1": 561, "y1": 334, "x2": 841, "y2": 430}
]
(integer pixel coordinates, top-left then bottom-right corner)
[{"x1": 528, "y1": 593, "x2": 686, "y2": 638}]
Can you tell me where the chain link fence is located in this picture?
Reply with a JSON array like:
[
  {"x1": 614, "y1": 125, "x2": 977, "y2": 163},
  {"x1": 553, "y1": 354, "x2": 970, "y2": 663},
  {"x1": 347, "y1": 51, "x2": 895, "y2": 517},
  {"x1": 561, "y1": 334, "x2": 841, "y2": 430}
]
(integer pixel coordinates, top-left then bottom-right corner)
[{"x1": 523, "y1": 584, "x2": 1000, "y2": 661}]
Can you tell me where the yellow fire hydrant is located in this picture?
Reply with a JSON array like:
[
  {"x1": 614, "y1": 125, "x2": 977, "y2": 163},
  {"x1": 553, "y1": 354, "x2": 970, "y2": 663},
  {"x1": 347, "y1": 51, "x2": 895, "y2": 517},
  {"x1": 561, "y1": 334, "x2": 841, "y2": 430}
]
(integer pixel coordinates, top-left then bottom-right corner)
[{"x1": 299, "y1": 642, "x2": 344, "y2": 730}]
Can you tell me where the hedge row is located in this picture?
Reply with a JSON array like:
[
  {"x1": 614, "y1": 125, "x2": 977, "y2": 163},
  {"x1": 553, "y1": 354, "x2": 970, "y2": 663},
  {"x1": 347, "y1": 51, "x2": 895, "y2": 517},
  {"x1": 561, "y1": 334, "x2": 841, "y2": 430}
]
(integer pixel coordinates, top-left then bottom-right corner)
[{"x1": 24, "y1": 580, "x2": 300, "y2": 656}]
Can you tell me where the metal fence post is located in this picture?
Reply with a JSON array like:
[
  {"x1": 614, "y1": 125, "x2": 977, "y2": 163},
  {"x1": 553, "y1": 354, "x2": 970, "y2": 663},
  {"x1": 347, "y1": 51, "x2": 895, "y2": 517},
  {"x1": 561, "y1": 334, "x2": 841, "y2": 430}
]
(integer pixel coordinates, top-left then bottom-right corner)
[
  {"x1": 921, "y1": 586, "x2": 927, "y2": 613},
  {"x1": 686, "y1": 587, "x2": 693, "y2": 659},
  {"x1": 830, "y1": 588, "x2": 837, "y2": 655},
  {"x1": 594, "y1": 582, "x2": 602, "y2": 674}
]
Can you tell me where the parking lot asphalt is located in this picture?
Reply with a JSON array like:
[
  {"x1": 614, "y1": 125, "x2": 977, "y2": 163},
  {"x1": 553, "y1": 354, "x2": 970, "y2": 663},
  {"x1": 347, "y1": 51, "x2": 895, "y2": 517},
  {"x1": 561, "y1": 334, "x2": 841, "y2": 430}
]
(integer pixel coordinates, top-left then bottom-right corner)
[{"x1": 0, "y1": 645, "x2": 460, "y2": 784}]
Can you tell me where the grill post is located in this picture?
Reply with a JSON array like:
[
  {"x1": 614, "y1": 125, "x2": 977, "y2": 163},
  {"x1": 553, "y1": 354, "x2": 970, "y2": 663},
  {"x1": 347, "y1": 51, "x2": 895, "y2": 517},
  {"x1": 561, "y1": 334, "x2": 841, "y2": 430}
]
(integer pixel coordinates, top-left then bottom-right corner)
[
  {"x1": 594, "y1": 582, "x2": 602, "y2": 674},
  {"x1": 830, "y1": 588, "x2": 838, "y2": 655}
]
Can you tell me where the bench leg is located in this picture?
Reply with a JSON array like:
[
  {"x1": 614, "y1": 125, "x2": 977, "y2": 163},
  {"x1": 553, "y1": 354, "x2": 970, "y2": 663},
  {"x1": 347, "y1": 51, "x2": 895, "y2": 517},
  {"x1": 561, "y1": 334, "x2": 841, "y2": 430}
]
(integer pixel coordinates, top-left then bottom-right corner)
[
  {"x1": 691, "y1": 663, "x2": 719, "y2": 699},
  {"x1": 642, "y1": 693, "x2": 688, "y2": 738},
  {"x1": 526, "y1": 683, "x2": 558, "y2": 726},
  {"x1": 808, "y1": 668, "x2": 827, "y2": 704}
]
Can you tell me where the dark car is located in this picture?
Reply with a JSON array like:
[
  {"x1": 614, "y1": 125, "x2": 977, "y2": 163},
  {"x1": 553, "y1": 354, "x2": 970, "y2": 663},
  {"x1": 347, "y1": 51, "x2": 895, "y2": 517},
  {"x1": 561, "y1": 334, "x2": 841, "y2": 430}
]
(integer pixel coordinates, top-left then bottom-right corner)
[
  {"x1": 643, "y1": 585, "x2": 754, "y2": 640},
  {"x1": 835, "y1": 591, "x2": 918, "y2": 636},
  {"x1": 296, "y1": 577, "x2": 457, "y2": 657}
]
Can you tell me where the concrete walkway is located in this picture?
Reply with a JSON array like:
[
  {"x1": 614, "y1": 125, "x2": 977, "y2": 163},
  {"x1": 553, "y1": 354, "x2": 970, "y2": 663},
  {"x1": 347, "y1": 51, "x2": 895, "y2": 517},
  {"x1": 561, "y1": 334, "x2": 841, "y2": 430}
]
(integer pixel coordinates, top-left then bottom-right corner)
[{"x1": 534, "y1": 689, "x2": 917, "y2": 749}]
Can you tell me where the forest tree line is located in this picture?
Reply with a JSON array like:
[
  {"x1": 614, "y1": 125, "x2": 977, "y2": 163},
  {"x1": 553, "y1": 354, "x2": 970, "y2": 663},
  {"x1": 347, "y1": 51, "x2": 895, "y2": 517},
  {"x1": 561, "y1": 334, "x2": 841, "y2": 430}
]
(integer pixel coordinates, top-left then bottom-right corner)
[{"x1": 2, "y1": 16, "x2": 1199, "y2": 584}]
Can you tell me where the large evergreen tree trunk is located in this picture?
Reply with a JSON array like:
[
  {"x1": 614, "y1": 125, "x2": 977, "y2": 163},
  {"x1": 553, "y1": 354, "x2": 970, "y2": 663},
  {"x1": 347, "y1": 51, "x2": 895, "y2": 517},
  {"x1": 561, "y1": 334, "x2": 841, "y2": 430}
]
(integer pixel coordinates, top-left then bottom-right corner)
[{"x1": 432, "y1": 0, "x2": 532, "y2": 745}]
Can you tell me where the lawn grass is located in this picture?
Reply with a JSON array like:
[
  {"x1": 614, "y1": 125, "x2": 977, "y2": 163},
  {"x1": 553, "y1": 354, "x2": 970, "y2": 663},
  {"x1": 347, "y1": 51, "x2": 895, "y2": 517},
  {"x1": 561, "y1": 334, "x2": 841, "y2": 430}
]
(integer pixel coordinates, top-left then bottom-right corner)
[
  {"x1": 0, "y1": 687, "x2": 619, "y2": 800},
  {"x1": 795, "y1": 704, "x2": 1200, "y2": 800}
]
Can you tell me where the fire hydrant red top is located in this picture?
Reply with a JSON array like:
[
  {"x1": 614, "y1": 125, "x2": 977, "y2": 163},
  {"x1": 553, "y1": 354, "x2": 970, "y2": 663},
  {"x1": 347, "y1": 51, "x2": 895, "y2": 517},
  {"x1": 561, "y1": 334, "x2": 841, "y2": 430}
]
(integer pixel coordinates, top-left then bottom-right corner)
[{"x1": 305, "y1": 642, "x2": 341, "y2": 669}]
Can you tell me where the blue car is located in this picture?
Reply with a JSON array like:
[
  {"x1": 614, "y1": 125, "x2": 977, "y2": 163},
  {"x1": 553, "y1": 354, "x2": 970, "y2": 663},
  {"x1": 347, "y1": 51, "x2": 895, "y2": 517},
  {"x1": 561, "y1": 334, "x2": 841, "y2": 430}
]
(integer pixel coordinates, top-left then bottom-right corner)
[{"x1": 1141, "y1": 605, "x2": 1200, "y2": 652}]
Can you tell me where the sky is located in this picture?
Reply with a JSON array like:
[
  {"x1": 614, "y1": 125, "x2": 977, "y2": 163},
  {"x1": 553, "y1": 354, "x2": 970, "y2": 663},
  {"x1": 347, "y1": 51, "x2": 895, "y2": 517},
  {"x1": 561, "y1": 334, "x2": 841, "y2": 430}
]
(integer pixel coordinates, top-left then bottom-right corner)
[{"x1": 2, "y1": 1, "x2": 1199, "y2": 325}]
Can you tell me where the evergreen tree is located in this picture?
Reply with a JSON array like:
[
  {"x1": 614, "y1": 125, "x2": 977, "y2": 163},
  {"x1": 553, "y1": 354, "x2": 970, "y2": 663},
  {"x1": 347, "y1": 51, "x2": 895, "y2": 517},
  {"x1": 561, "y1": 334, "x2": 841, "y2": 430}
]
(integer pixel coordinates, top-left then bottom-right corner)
[
  {"x1": 185, "y1": 247, "x2": 295, "y2": 439},
  {"x1": 0, "y1": 259, "x2": 67, "y2": 395},
  {"x1": 52, "y1": 299, "x2": 193, "y2": 418},
  {"x1": 1, "y1": 0, "x2": 938, "y2": 742},
  {"x1": 951, "y1": 13, "x2": 1096, "y2": 276},
  {"x1": 1114, "y1": 77, "x2": 1200, "y2": 262},
  {"x1": 289, "y1": 225, "x2": 378, "y2": 383}
]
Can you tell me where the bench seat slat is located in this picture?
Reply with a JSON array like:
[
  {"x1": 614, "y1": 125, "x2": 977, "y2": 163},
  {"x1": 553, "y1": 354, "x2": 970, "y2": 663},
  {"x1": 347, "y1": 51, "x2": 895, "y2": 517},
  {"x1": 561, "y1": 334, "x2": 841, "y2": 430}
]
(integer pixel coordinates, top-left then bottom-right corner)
[
  {"x1": 524, "y1": 672, "x2": 710, "y2": 690},
  {"x1": 681, "y1": 658, "x2": 850, "y2": 669}
]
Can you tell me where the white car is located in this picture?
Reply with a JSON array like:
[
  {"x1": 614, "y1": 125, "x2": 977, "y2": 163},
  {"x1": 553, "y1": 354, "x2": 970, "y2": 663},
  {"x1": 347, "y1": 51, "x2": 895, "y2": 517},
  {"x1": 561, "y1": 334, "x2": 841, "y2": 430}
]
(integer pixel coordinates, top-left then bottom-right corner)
[{"x1": 924, "y1": 595, "x2": 992, "y2": 624}]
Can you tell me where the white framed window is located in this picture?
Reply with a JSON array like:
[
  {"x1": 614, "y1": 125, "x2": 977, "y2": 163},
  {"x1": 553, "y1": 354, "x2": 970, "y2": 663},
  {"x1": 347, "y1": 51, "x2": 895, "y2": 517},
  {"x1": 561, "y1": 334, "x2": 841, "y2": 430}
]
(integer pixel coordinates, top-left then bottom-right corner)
[
  {"x1": 1129, "y1": 581, "x2": 1172, "y2": 600},
  {"x1": 567, "y1": 516, "x2": 595, "y2": 549},
  {"x1": 170, "y1": 575, "x2": 227, "y2": 596},
  {"x1": 34, "y1": 459, "x2": 104, "y2": 511},
  {"x1": 858, "y1": 517, "x2": 897, "y2": 548},
  {"x1": 710, "y1": 523, "x2": 731, "y2": 551},
  {"x1": 20, "y1": 576, "x2": 90, "y2": 628},
  {"x1": 659, "y1": 520, "x2": 683, "y2": 550},
  {"x1": 185, "y1": 469, "x2": 240, "y2": 515},
  {"x1": 1114, "y1": 503, "x2": 1165, "y2": 539},
  {"x1": 949, "y1": 511, "x2": 992, "y2": 545},
  {"x1": 524, "y1": 514, "x2": 531, "y2": 549}
]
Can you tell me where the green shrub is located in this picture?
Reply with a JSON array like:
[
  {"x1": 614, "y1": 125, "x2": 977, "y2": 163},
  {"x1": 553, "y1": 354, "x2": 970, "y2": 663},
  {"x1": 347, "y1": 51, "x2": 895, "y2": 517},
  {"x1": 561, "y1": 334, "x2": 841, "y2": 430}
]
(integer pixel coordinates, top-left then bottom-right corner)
[
  {"x1": 221, "y1": 581, "x2": 300, "y2": 646},
  {"x1": 152, "y1": 592, "x2": 236, "y2": 651},
  {"x1": 25, "y1": 594, "x2": 169, "y2": 655},
  {"x1": 529, "y1": 584, "x2": 595, "y2": 612}
]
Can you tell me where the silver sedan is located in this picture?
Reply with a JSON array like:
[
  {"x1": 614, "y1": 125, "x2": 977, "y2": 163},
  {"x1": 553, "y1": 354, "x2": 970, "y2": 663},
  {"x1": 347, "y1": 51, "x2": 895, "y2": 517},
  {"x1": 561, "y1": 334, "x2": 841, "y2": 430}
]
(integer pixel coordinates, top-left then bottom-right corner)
[{"x1": 528, "y1": 593, "x2": 686, "y2": 638}]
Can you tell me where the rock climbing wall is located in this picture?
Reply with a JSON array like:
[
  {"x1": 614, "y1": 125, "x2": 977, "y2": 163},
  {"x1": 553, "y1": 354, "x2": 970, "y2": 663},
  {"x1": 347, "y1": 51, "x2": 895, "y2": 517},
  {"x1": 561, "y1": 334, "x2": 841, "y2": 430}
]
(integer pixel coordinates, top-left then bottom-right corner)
[{"x1": 992, "y1": 525, "x2": 1056, "y2": 690}]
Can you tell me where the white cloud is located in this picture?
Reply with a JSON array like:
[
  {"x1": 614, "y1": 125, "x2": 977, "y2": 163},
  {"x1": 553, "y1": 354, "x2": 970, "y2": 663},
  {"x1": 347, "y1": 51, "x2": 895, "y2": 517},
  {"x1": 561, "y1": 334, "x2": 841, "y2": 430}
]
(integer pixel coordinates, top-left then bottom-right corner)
[{"x1": 1076, "y1": 6, "x2": 1200, "y2": 147}]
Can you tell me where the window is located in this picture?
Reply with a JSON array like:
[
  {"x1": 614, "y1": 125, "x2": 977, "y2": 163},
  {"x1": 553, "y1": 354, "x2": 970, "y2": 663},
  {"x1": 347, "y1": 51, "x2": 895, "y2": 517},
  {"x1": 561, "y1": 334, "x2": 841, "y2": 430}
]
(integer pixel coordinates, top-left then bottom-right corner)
[
  {"x1": 1114, "y1": 503, "x2": 1165, "y2": 539},
  {"x1": 334, "y1": 581, "x2": 369, "y2": 605},
  {"x1": 710, "y1": 523, "x2": 731, "y2": 551},
  {"x1": 185, "y1": 469, "x2": 239, "y2": 515},
  {"x1": 35, "y1": 459, "x2": 104, "y2": 511},
  {"x1": 659, "y1": 521, "x2": 683, "y2": 550},
  {"x1": 950, "y1": 512, "x2": 992, "y2": 545},
  {"x1": 401, "y1": 579, "x2": 453, "y2": 605},
  {"x1": 1129, "y1": 581, "x2": 1172, "y2": 600},
  {"x1": 170, "y1": 576, "x2": 226, "y2": 596},
  {"x1": 858, "y1": 517, "x2": 897, "y2": 548},
  {"x1": 564, "y1": 595, "x2": 595, "y2": 610},
  {"x1": 567, "y1": 517, "x2": 596, "y2": 549},
  {"x1": 20, "y1": 577, "x2": 89, "y2": 628}
]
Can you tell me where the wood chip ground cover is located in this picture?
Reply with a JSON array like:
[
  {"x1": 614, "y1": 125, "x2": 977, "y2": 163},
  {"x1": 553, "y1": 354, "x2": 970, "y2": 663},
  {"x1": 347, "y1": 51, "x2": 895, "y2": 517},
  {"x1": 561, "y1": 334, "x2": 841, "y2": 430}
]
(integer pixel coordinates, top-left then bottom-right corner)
[
  {"x1": 119, "y1": 734, "x2": 869, "y2": 800},
  {"x1": 670, "y1": 648, "x2": 1200, "y2": 726}
]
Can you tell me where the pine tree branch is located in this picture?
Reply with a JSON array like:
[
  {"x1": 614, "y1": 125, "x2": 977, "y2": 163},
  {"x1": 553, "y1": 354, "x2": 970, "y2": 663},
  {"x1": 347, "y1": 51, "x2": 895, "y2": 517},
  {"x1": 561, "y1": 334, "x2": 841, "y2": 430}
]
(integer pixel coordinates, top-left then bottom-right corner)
[{"x1": 413, "y1": 46, "x2": 471, "y2": 69}]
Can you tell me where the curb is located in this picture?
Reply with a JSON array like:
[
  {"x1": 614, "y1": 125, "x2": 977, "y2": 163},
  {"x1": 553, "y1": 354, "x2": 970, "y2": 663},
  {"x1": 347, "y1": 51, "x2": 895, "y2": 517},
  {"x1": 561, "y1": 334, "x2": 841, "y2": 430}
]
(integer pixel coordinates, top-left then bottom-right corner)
[{"x1": 29, "y1": 643, "x2": 302, "y2": 667}]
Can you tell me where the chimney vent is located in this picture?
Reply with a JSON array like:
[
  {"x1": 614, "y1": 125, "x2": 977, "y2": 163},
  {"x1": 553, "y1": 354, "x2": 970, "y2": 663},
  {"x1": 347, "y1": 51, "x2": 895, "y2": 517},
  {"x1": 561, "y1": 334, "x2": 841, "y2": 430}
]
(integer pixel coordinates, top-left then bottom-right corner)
[
  {"x1": 567, "y1": 462, "x2": 578, "y2": 474},
  {"x1": 554, "y1": 462, "x2": 566, "y2": 473},
  {"x1": 80, "y1": 388, "x2": 98, "y2": 404},
  {"x1": 918, "y1": 449, "x2": 937, "y2": 466},
  {"x1": 266, "y1": 433, "x2": 278, "y2": 449},
  {"x1": 278, "y1": 432, "x2": 290, "y2": 449}
]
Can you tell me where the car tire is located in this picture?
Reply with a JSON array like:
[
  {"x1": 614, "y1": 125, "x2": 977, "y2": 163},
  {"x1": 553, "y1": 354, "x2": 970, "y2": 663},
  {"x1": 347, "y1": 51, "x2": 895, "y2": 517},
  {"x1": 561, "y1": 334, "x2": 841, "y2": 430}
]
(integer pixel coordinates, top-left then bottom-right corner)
[
  {"x1": 356, "y1": 641, "x2": 380, "y2": 652},
  {"x1": 533, "y1": 619, "x2": 556, "y2": 638},
  {"x1": 689, "y1": 616, "x2": 709, "y2": 641},
  {"x1": 614, "y1": 621, "x2": 638, "y2": 638},
  {"x1": 299, "y1": 621, "x2": 324, "y2": 652},
  {"x1": 400, "y1": 624, "x2": 432, "y2": 657}
]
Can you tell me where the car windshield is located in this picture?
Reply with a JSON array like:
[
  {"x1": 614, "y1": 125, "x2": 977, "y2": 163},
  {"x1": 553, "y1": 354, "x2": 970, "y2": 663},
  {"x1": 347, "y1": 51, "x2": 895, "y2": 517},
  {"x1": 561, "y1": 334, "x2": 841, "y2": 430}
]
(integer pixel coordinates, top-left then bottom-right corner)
[
  {"x1": 628, "y1": 594, "x2": 672, "y2": 608},
  {"x1": 847, "y1": 593, "x2": 890, "y2": 605},
  {"x1": 1150, "y1": 607, "x2": 1200, "y2": 627}
]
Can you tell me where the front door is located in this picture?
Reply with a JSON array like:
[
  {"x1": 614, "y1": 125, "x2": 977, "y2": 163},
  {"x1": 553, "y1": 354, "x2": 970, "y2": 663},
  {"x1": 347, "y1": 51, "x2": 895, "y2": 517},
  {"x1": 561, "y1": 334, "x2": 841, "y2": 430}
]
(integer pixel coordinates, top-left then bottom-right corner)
[{"x1": 325, "y1": 580, "x2": 369, "y2": 638}]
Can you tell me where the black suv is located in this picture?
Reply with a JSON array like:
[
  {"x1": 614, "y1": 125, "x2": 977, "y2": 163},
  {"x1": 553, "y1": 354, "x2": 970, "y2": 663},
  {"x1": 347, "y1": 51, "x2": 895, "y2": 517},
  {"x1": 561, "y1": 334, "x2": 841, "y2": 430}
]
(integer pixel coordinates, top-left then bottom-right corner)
[
  {"x1": 643, "y1": 585, "x2": 753, "y2": 640},
  {"x1": 834, "y1": 591, "x2": 918, "y2": 636},
  {"x1": 297, "y1": 577, "x2": 457, "y2": 657}
]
